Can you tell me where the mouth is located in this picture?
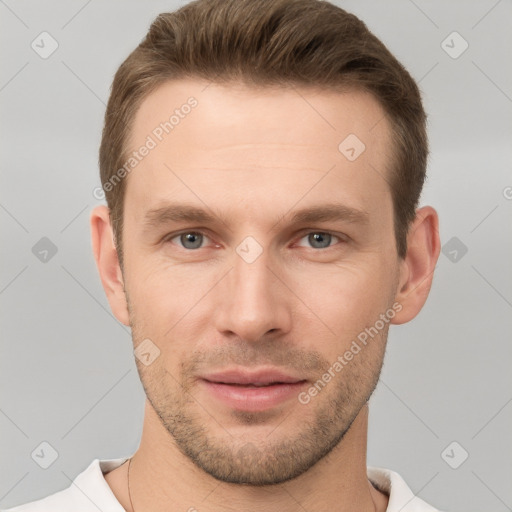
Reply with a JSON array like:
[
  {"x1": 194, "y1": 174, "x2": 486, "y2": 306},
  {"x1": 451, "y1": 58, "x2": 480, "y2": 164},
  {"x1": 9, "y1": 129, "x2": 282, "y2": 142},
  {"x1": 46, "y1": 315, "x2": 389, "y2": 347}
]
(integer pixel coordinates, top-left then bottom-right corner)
[
  {"x1": 212, "y1": 382, "x2": 296, "y2": 387},
  {"x1": 198, "y1": 368, "x2": 308, "y2": 412}
]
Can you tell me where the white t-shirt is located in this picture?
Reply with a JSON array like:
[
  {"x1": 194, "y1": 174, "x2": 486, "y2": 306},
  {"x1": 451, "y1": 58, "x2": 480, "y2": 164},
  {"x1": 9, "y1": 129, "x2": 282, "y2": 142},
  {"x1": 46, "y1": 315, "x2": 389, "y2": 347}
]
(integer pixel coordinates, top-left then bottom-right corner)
[{"x1": 2, "y1": 457, "x2": 442, "y2": 512}]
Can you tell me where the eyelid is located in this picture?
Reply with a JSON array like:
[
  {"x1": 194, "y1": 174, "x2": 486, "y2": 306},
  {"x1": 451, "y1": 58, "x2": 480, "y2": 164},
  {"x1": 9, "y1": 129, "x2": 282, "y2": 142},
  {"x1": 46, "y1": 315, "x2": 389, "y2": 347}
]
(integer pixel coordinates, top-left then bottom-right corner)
[
  {"x1": 163, "y1": 229, "x2": 214, "y2": 248},
  {"x1": 294, "y1": 230, "x2": 346, "y2": 248}
]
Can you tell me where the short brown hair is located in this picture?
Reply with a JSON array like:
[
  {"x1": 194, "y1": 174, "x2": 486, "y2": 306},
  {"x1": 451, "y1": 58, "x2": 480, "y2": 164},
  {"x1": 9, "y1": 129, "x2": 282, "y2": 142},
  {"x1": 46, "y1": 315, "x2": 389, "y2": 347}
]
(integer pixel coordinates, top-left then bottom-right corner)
[{"x1": 99, "y1": 0, "x2": 427, "y2": 268}]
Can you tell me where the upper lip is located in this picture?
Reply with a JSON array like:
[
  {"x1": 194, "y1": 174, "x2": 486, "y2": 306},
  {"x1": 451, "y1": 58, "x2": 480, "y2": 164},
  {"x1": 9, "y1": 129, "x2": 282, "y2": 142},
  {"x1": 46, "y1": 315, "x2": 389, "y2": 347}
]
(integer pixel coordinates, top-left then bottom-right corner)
[{"x1": 200, "y1": 367, "x2": 306, "y2": 385}]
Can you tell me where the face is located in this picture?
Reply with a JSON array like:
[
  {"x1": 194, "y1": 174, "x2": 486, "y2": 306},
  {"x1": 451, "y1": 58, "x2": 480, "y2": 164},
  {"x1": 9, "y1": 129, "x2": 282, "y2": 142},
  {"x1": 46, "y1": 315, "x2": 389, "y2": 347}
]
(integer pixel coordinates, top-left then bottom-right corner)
[{"x1": 120, "y1": 80, "x2": 401, "y2": 485}]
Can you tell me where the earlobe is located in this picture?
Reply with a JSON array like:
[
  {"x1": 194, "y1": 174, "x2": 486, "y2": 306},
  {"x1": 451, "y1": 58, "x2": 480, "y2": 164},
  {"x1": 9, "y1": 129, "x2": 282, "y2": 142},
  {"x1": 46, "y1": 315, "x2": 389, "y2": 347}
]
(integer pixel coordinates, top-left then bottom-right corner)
[
  {"x1": 90, "y1": 205, "x2": 130, "y2": 326},
  {"x1": 391, "y1": 206, "x2": 440, "y2": 325}
]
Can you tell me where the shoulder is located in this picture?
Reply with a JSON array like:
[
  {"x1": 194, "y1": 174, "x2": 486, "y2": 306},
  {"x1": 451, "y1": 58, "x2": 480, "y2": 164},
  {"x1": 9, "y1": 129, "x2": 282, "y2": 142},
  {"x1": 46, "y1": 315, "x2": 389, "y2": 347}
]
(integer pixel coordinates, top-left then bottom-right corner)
[
  {"x1": 1, "y1": 457, "x2": 129, "y2": 512},
  {"x1": 367, "y1": 466, "x2": 444, "y2": 512},
  {"x1": 1, "y1": 486, "x2": 88, "y2": 512}
]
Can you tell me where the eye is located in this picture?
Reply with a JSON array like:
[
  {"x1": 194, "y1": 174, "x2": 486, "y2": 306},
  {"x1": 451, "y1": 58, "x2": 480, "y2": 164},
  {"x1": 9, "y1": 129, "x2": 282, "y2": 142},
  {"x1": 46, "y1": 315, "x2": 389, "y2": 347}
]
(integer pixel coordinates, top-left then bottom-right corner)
[
  {"x1": 167, "y1": 231, "x2": 210, "y2": 250},
  {"x1": 296, "y1": 231, "x2": 342, "y2": 249}
]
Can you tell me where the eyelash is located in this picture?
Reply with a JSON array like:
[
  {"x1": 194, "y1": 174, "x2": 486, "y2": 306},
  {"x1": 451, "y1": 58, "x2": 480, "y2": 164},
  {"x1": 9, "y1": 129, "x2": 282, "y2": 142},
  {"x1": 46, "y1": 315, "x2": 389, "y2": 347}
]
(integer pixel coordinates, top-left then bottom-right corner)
[{"x1": 163, "y1": 230, "x2": 346, "y2": 250}]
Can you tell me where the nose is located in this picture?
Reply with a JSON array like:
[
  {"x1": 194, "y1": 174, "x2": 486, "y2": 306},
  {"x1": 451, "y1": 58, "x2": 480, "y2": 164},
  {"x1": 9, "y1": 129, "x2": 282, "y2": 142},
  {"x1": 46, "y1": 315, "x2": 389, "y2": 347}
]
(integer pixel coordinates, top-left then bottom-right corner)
[{"x1": 213, "y1": 243, "x2": 292, "y2": 343}]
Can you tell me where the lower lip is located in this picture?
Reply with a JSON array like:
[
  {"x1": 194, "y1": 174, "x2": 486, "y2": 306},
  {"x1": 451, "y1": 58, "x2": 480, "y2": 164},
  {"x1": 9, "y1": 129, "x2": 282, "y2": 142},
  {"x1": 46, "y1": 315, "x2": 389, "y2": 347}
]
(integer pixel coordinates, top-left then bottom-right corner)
[{"x1": 200, "y1": 380, "x2": 307, "y2": 412}]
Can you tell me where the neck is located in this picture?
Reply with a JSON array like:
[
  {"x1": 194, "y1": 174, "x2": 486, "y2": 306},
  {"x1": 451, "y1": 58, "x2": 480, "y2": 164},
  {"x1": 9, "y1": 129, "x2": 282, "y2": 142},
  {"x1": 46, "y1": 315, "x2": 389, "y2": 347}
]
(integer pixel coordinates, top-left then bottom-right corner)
[{"x1": 121, "y1": 401, "x2": 388, "y2": 512}]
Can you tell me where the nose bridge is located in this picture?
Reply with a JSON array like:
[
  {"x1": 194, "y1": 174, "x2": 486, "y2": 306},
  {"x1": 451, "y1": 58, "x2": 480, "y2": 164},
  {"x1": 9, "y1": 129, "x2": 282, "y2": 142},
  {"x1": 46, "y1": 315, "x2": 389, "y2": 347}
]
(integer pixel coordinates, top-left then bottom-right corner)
[
  {"x1": 233, "y1": 248, "x2": 271, "y2": 305},
  {"x1": 214, "y1": 242, "x2": 290, "y2": 341}
]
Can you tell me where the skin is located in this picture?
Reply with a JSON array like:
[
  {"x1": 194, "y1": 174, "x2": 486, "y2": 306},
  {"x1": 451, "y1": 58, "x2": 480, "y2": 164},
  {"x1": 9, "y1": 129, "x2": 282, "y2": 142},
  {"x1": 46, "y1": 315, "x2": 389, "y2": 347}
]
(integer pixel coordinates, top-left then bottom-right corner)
[{"x1": 90, "y1": 79, "x2": 440, "y2": 512}]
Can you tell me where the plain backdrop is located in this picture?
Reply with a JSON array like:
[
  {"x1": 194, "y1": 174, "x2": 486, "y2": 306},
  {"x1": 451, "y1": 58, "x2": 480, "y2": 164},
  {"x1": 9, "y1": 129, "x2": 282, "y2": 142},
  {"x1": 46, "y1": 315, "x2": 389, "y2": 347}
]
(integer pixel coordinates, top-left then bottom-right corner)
[{"x1": 1, "y1": 1, "x2": 511, "y2": 511}]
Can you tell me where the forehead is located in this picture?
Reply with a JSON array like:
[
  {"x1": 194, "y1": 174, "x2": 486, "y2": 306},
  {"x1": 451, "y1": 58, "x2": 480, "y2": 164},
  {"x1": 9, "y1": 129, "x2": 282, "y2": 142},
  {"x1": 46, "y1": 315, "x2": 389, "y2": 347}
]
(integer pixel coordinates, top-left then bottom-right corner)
[
  {"x1": 129, "y1": 79, "x2": 391, "y2": 152},
  {"x1": 123, "y1": 79, "x2": 394, "y2": 219}
]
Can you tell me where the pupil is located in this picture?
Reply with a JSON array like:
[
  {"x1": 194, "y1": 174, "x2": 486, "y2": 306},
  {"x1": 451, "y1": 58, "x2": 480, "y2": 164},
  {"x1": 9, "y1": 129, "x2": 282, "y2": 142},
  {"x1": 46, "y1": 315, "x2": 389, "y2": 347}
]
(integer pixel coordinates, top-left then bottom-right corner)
[
  {"x1": 310, "y1": 232, "x2": 330, "y2": 248},
  {"x1": 182, "y1": 232, "x2": 202, "y2": 249}
]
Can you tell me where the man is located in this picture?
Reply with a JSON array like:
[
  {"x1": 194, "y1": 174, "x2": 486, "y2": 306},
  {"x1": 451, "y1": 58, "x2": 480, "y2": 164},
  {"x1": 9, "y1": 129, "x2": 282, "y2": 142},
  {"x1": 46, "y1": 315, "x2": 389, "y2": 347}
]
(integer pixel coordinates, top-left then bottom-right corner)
[{"x1": 4, "y1": 0, "x2": 442, "y2": 510}]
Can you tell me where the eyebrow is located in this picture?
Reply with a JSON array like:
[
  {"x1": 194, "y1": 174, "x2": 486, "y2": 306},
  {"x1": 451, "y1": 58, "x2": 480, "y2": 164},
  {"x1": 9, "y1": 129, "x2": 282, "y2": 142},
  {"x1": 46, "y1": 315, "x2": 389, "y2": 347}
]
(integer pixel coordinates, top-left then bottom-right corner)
[
  {"x1": 143, "y1": 204, "x2": 224, "y2": 229},
  {"x1": 142, "y1": 202, "x2": 369, "y2": 231},
  {"x1": 287, "y1": 203, "x2": 369, "y2": 226}
]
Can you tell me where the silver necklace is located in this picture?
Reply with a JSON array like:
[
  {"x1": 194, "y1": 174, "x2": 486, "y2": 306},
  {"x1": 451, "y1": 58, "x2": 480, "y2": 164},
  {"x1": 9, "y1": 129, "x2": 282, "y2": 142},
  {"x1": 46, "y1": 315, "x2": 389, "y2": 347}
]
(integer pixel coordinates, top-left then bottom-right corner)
[{"x1": 127, "y1": 457, "x2": 135, "y2": 512}]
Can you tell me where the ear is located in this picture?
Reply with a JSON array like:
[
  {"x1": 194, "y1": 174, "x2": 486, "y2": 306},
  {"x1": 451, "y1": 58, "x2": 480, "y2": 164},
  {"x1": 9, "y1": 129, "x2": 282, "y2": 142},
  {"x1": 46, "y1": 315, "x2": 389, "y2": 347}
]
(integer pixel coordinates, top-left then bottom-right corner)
[
  {"x1": 90, "y1": 205, "x2": 130, "y2": 326},
  {"x1": 391, "y1": 206, "x2": 440, "y2": 325}
]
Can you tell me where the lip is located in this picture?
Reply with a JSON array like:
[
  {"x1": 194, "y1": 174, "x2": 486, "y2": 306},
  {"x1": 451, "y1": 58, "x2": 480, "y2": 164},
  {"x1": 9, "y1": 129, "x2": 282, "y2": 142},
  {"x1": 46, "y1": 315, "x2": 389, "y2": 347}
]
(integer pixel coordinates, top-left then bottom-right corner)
[
  {"x1": 199, "y1": 367, "x2": 308, "y2": 412},
  {"x1": 201, "y1": 367, "x2": 304, "y2": 386}
]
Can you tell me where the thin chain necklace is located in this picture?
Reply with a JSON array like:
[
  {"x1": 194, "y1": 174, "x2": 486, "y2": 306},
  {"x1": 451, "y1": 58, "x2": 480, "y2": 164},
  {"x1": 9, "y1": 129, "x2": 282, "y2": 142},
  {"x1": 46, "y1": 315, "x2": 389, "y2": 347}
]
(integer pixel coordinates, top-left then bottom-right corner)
[
  {"x1": 127, "y1": 457, "x2": 135, "y2": 512},
  {"x1": 126, "y1": 456, "x2": 377, "y2": 512}
]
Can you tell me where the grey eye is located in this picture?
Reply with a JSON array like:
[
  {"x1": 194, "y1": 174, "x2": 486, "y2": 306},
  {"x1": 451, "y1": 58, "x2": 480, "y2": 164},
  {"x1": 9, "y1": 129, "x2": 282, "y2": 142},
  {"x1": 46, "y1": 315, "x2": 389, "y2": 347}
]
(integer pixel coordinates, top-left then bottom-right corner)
[
  {"x1": 178, "y1": 232, "x2": 204, "y2": 249},
  {"x1": 296, "y1": 232, "x2": 340, "y2": 249},
  {"x1": 307, "y1": 232, "x2": 332, "y2": 249}
]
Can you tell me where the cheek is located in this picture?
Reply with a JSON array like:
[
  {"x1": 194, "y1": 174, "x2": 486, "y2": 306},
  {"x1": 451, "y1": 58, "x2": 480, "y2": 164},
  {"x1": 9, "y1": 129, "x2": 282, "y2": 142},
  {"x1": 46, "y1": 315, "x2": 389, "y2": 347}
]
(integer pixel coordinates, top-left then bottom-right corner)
[
  {"x1": 127, "y1": 252, "x2": 201, "y2": 308},
  {"x1": 125, "y1": 255, "x2": 221, "y2": 352},
  {"x1": 292, "y1": 259, "x2": 396, "y2": 344}
]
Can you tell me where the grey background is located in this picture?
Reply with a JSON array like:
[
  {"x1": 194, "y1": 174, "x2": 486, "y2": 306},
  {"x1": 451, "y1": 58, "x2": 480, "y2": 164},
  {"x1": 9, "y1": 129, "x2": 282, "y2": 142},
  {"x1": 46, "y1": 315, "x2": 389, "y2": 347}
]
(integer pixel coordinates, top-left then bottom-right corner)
[{"x1": 1, "y1": 0, "x2": 511, "y2": 510}]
